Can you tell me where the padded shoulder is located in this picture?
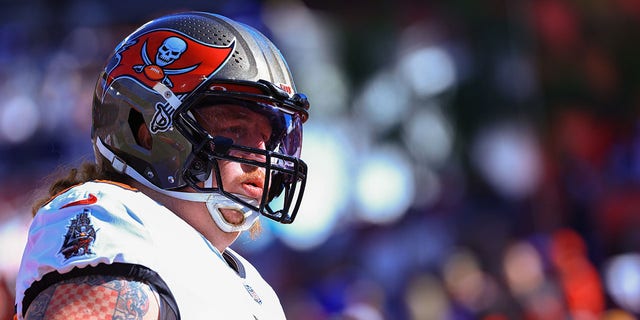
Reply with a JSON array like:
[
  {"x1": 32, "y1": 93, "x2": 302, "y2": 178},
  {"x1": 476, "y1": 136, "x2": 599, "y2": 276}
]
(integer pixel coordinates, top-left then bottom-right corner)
[{"x1": 15, "y1": 181, "x2": 167, "y2": 318}]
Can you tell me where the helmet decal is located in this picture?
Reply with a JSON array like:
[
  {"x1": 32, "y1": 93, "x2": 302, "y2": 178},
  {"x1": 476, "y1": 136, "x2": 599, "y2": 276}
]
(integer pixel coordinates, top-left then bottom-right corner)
[
  {"x1": 105, "y1": 29, "x2": 235, "y2": 94},
  {"x1": 134, "y1": 37, "x2": 199, "y2": 86},
  {"x1": 278, "y1": 83, "x2": 293, "y2": 95},
  {"x1": 150, "y1": 100, "x2": 174, "y2": 133},
  {"x1": 103, "y1": 29, "x2": 236, "y2": 134}
]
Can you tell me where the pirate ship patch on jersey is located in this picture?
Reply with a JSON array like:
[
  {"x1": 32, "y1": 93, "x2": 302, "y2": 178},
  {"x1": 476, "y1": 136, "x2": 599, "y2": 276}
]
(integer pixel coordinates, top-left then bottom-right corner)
[{"x1": 59, "y1": 208, "x2": 98, "y2": 260}]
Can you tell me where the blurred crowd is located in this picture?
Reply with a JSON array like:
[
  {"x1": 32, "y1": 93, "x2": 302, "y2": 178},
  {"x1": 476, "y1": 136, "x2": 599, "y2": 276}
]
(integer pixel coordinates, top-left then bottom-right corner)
[{"x1": 2, "y1": 0, "x2": 640, "y2": 319}]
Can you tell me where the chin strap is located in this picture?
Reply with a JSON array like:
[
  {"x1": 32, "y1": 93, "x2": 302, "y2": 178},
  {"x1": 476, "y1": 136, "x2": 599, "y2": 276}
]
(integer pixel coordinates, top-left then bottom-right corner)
[{"x1": 95, "y1": 138, "x2": 260, "y2": 232}]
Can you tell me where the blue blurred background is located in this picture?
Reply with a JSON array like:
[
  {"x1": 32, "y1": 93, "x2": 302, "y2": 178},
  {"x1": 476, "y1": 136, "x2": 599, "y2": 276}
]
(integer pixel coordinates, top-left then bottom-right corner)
[{"x1": 2, "y1": 0, "x2": 640, "y2": 319}]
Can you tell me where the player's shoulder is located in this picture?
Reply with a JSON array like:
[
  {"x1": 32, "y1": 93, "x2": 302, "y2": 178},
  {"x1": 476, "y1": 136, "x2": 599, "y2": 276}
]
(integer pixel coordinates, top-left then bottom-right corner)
[
  {"x1": 31, "y1": 179, "x2": 150, "y2": 230},
  {"x1": 42, "y1": 180, "x2": 140, "y2": 212}
]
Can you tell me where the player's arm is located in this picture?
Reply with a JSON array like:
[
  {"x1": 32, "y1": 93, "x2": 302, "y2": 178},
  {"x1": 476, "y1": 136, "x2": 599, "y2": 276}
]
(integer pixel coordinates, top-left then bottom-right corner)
[{"x1": 23, "y1": 274, "x2": 160, "y2": 320}]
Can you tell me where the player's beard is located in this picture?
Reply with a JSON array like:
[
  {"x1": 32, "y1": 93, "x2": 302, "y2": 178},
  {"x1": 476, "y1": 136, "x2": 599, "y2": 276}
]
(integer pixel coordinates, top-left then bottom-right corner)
[{"x1": 248, "y1": 220, "x2": 262, "y2": 239}]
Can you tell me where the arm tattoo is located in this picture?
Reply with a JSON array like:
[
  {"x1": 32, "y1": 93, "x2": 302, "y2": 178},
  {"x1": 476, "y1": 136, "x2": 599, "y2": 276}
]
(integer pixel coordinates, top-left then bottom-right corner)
[
  {"x1": 22, "y1": 287, "x2": 54, "y2": 318},
  {"x1": 24, "y1": 274, "x2": 155, "y2": 320},
  {"x1": 114, "y1": 281, "x2": 151, "y2": 319}
]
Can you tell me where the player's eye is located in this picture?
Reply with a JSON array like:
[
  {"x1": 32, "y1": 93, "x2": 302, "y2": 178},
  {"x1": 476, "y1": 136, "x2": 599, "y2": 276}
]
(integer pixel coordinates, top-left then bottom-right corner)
[{"x1": 220, "y1": 125, "x2": 246, "y2": 140}]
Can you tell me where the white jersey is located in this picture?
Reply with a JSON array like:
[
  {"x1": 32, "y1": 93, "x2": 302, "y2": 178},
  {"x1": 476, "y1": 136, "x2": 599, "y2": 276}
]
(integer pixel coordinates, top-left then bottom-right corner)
[{"x1": 15, "y1": 181, "x2": 286, "y2": 320}]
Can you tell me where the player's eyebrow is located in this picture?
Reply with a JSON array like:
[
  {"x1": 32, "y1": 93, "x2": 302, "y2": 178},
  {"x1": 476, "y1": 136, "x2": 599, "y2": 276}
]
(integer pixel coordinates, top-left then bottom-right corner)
[{"x1": 197, "y1": 105, "x2": 252, "y2": 121}]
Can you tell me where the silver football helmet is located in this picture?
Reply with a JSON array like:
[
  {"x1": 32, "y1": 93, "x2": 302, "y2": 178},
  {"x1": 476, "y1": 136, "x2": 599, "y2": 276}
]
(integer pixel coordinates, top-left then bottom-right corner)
[{"x1": 92, "y1": 12, "x2": 310, "y2": 231}]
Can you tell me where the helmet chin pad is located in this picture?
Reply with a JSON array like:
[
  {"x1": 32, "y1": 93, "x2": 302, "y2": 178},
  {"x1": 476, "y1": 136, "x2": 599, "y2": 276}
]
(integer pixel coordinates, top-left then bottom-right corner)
[
  {"x1": 202, "y1": 172, "x2": 260, "y2": 233},
  {"x1": 206, "y1": 197, "x2": 260, "y2": 233}
]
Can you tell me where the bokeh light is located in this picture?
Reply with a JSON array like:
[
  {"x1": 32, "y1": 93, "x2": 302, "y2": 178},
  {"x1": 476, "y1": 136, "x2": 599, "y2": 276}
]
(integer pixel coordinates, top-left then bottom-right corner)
[
  {"x1": 402, "y1": 105, "x2": 454, "y2": 166},
  {"x1": 471, "y1": 121, "x2": 542, "y2": 200},
  {"x1": 0, "y1": 96, "x2": 39, "y2": 144},
  {"x1": 354, "y1": 145, "x2": 415, "y2": 224},
  {"x1": 605, "y1": 254, "x2": 640, "y2": 313},
  {"x1": 352, "y1": 70, "x2": 411, "y2": 134},
  {"x1": 272, "y1": 122, "x2": 350, "y2": 250},
  {"x1": 397, "y1": 46, "x2": 456, "y2": 98}
]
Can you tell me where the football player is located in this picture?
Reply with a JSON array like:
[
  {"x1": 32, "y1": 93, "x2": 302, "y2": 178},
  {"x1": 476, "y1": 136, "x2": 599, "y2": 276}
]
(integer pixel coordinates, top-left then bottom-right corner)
[{"x1": 15, "y1": 11, "x2": 310, "y2": 319}]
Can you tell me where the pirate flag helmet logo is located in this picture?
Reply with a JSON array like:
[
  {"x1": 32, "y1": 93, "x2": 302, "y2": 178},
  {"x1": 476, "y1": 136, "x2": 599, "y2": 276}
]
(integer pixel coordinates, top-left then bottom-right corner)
[
  {"x1": 101, "y1": 29, "x2": 235, "y2": 134},
  {"x1": 104, "y1": 29, "x2": 234, "y2": 95}
]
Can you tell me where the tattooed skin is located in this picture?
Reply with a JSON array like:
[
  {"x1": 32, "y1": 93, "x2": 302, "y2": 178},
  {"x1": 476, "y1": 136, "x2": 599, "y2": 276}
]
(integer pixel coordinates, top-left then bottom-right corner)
[{"x1": 24, "y1": 275, "x2": 158, "y2": 320}]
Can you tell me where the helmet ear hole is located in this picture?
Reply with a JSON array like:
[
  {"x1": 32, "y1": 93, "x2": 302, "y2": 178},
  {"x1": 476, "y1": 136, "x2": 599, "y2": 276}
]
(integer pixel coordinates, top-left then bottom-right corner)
[{"x1": 128, "y1": 109, "x2": 152, "y2": 150}]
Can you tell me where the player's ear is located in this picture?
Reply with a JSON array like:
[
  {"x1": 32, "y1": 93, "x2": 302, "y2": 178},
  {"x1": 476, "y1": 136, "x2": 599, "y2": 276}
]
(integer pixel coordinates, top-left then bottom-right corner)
[{"x1": 136, "y1": 123, "x2": 152, "y2": 150}]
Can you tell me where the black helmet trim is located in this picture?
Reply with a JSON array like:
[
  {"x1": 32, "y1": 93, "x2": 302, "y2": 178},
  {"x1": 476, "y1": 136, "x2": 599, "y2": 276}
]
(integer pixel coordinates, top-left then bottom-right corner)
[{"x1": 177, "y1": 79, "x2": 310, "y2": 123}]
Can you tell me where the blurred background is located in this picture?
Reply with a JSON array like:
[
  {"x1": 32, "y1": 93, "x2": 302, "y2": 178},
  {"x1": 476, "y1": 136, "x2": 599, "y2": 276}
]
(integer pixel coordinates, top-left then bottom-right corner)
[{"x1": 2, "y1": 0, "x2": 640, "y2": 319}]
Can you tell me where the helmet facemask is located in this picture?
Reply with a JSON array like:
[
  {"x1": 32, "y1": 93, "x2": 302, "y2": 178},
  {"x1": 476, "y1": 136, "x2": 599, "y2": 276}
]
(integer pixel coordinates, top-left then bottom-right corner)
[{"x1": 174, "y1": 81, "x2": 308, "y2": 228}]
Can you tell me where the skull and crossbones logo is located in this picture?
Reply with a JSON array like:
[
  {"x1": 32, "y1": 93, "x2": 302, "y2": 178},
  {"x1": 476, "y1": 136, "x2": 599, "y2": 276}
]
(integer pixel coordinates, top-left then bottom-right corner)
[{"x1": 133, "y1": 36, "x2": 198, "y2": 88}]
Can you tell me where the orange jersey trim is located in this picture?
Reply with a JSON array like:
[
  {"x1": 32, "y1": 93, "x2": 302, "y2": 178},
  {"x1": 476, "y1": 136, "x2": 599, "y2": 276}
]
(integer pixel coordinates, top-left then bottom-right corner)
[{"x1": 38, "y1": 180, "x2": 138, "y2": 212}]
